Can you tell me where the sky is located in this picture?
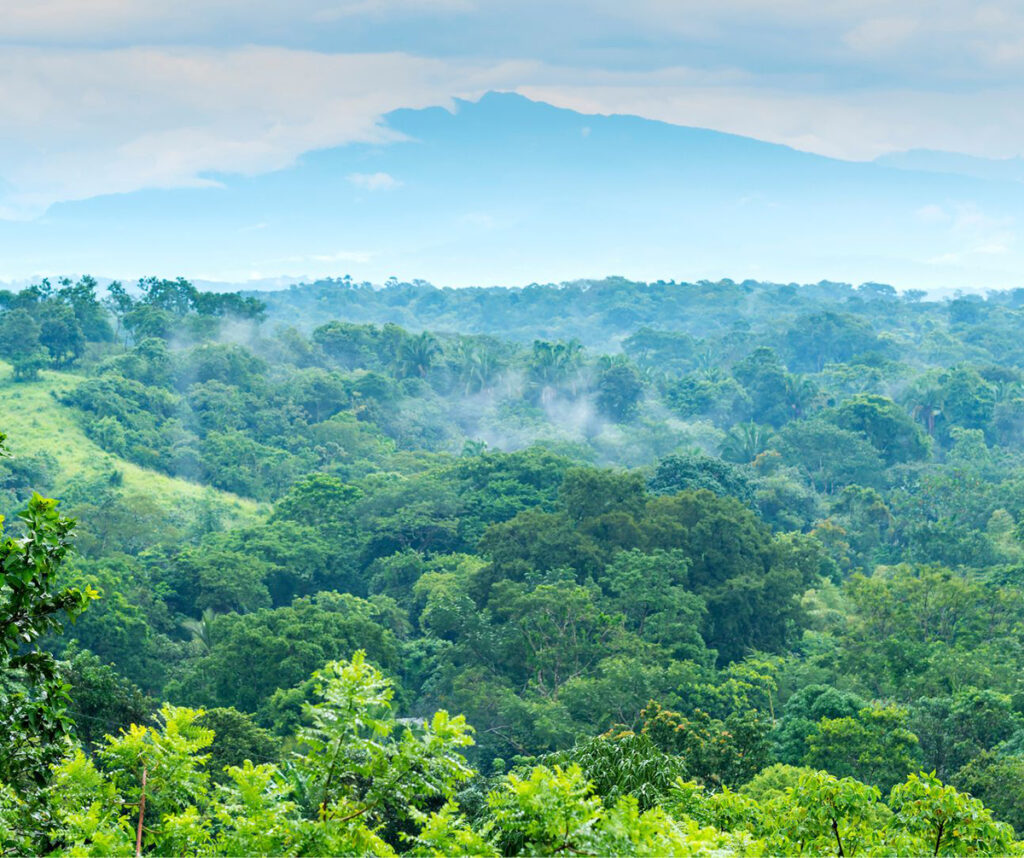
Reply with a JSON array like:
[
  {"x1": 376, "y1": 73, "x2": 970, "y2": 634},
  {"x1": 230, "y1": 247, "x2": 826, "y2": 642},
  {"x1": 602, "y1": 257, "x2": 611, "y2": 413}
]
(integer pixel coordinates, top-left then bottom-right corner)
[{"x1": 1, "y1": 1, "x2": 1023, "y2": 288}]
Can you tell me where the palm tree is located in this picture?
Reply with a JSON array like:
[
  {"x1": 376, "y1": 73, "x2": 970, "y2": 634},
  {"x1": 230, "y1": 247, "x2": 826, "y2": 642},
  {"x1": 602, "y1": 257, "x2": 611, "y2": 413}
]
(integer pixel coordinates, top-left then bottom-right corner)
[
  {"x1": 181, "y1": 607, "x2": 218, "y2": 652},
  {"x1": 720, "y1": 422, "x2": 774, "y2": 463},
  {"x1": 528, "y1": 339, "x2": 586, "y2": 399},
  {"x1": 395, "y1": 332, "x2": 440, "y2": 379},
  {"x1": 785, "y1": 374, "x2": 821, "y2": 420},
  {"x1": 902, "y1": 379, "x2": 945, "y2": 437},
  {"x1": 454, "y1": 342, "x2": 499, "y2": 394},
  {"x1": 696, "y1": 348, "x2": 722, "y2": 381}
]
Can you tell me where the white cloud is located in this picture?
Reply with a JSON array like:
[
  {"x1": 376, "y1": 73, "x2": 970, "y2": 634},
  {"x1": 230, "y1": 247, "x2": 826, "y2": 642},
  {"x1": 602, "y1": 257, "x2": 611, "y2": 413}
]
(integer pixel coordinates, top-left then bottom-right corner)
[
  {"x1": 923, "y1": 203, "x2": 1018, "y2": 265},
  {"x1": 348, "y1": 171, "x2": 402, "y2": 190},
  {"x1": 842, "y1": 16, "x2": 920, "y2": 53},
  {"x1": 915, "y1": 204, "x2": 949, "y2": 224},
  {"x1": 0, "y1": 47, "x2": 535, "y2": 218},
  {"x1": 0, "y1": 1, "x2": 473, "y2": 44},
  {"x1": 514, "y1": 77, "x2": 1024, "y2": 160},
  {"x1": 1, "y1": 1, "x2": 1024, "y2": 214},
  {"x1": 307, "y1": 250, "x2": 374, "y2": 263}
]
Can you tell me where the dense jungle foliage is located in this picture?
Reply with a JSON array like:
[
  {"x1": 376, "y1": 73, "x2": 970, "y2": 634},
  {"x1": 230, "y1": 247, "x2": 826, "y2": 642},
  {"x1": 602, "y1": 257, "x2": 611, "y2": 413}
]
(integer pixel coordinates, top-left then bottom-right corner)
[{"x1": 5, "y1": 274, "x2": 1024, "y2": 853}]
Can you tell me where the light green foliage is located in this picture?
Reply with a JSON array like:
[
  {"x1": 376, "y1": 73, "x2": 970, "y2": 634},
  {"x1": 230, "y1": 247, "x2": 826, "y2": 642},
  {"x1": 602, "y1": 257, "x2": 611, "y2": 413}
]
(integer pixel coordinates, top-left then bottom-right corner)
[
  {"x1": 642, "y1": 702, "x2": 772, "y2": 788},
  {"x1": 211, "y1": 761, "x2": 299, "y2": 856},
  {"x1": 804, "y1": 702, "x2": 921, "y2": 791},
  {"x1": 888, "y1": 772, "x2": 1017, "y2": 856},
  {"x1": 297, "y1": 650, "x2": 475, "y2": 825},
  {"x1": 486, "y1": 763, "x2": 602, "y2": 854},
  {"x1": 39, "y1": 651, "x2": 482, "y2": 856},
  {"x1": 406, "y1": 801, "x2": 499, "y2": 856},
  {"x1": 487, "y1": 764, "x2": 764, "y2": 856},
  {"x1": 538, "y1": 732, "x2": 688, "y2": 810},
  {"x1": 767, "y1": 770, "x2": 887, "y2": 856},
  {"x1": 96, "y1": 705, "x2": 215, "y2": 834}
]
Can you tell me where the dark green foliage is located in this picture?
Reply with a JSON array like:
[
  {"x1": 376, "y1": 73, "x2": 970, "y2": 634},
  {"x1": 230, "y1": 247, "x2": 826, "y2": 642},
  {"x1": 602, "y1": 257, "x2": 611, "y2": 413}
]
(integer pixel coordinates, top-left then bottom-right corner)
[
  {"x1": 785, "y1": 311, "x2": 882, "y2": 371},
  {"x1": 194, "y1": 706, "x2": 281, "y2": 780},
  {"x1": 774, "y1": 419, "x2": 885, "y2": 493},
  {"x1": 953, "y1": 751, "x2": 1024, "y2": 833},
  {"x1": 648, "y1": 452, "x2": 754, "y2": 505},
  {"x1": 0, "y1": 441, "x2": 93, "y2": 845},
  {"x1": 773, "y1": 685, "x2": 867, "y2": 765},
  {"x1": 595, "y1": 363, "x2": 645, "y2": 421},
  {"x1": 731, "y1": 347, "x2": 792, "y2": 427},
  {"x1": 833, "y1": 394, "x2": 930, "y2": 464},
  {"x1": 62, "y1": 646, "x2": 154, "y2": 747},
  {"x1": 170, "y1": 591, "x2": 400, "y2": 713}
]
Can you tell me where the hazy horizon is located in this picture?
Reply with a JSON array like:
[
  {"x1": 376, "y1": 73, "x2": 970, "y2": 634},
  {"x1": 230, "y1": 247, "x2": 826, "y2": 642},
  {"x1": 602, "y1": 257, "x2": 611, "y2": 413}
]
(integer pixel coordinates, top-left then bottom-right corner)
[{"x1": 2, "y1": 2, "x2": 1023, "y2": 290}]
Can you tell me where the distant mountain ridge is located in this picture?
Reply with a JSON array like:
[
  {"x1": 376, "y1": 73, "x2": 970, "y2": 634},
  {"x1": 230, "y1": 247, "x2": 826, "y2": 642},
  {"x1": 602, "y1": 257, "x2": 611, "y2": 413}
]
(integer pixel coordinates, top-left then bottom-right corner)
[
  {"x1": 2, "y1": 92, "x2": 1023, "y2": 292},
  {"x1": 875, "y1": 149, "x2": 1024, "y2": 184}
]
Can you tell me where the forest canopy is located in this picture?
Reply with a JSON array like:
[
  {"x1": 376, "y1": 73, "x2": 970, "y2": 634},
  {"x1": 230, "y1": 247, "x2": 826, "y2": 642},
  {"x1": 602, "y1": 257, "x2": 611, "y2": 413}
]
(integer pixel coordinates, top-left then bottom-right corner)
[{"x1": 5, "y1": 274, "x2": 1024, "y2": 854}]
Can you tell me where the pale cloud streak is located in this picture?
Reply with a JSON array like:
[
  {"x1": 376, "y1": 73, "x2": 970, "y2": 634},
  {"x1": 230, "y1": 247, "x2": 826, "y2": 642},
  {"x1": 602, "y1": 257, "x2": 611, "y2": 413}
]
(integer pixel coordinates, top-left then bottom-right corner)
[{"x1": 348, "y1": 171, "x2": 402, "y2": 190}]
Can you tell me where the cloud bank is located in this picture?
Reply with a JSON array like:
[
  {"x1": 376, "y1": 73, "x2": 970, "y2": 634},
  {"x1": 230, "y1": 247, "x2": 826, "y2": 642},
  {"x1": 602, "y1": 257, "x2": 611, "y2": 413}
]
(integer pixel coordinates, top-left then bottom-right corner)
[{"x1": 0, "y1": 0, "x2": 1021, "y2": 263}]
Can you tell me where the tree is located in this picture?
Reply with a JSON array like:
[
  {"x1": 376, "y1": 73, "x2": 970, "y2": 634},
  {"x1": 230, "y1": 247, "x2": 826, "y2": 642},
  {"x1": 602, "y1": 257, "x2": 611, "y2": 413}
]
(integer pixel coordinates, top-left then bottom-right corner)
[
  {"x1": 395, "y1": 332, "x2": 441, "y2": 379},
  {"x1": 913, "y1": 689, "x2": 1020, "y2": 780},
  {"x1": 538, "y1": 732, "x2": 687, "y2": 811},
  {"x1": 888, "y1": 772, "x2": 1015, "y2": 856},
  {"x1": 0, "y1": 308, "x2": 48, "y2": 381},
  {"x1": 169, "y1": 592, "x2": 400, "y2": 713},
  {"x1": 720, "y1": 422, "x2": 773, "y2": 464},
  {"x1": 0, "y1": 432, "x2": 93, "y2": 850},
  {"x1": 595, "y1": 363, "x2": 645, "y2": 421},
  {"x1": 43, "y1": 652, "x2": 480, "y2": 856},
  {"x1": 731, "y1": 347, "x2": 791, "y2": 426},
  {"x1": 785, "y1": 312, "x2": 881, "y2": 372},
  {"x1": 62, "y1": 646, "x2": 154, "y2": 748},
  {"x1": 296, "y1": 651, "x2": 475, "y2": 828},
  {"x1": 642, "y1": 702, "x2": 772, "y2": 788},
  {"x1": 774, "y1": 419, "x2": 885, "y2": 493},
  {"x1": 103, "y1": 280, "x2": 135, "y2": 344},
  {"x1": 952, "y1": 751, "x2": 1024, "y2": 834},
  {"x1": 489, "y1": 579, "x2": 626, "y2": 699},
  {"x1": 783, "y1": 374, "x2": 821, "y2": 420},
  {"x1": 484, "y1": 763, "x2": 731, "y2": 856},
  {"x1": 37, "y1": 302, "x2": 85, "y2": 368},
  {"x1": 770, "y1": 770, "x2": 885, "y2": 857},
  {"x1": 649, "y1": 452, "x2": 754, "y2": 505},
  {"x1": 138, "y1": 276, "x2": 199, "y2": 315},
  {"x1": 559, "y1": 467, "x2": 646, "y2": 523},
  {"x1": 773, "y1": 685, "x2": 868, "y2": 766},
  {"x1": 271, "y1": 474, "x2": 362, "y2": 534},
  {"x1": 452, "y1": 341, "x2": 501, "y2": 394},
  {"x1": 834, "y1": 394, "x2": 929, "y2": 464},
  {"x1": 527, "y1": 339, "x2": 584, "y2": 401},
  {"x1": 939, "y1": 366, "x2": 996, "y2": 434},
  {"x1": 597, "y1": 549, "x2": 706, "y2": 661},
  {"x1": 804, "y1": 703, "x2": 921, "y2": 792}
]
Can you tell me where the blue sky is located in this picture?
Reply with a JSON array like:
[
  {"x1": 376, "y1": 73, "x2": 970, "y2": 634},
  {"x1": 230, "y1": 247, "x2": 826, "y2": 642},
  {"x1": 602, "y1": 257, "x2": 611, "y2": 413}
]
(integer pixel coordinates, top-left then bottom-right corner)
[{"x1": 1, "y1": 2, "x2": 1023, "y2": 288}]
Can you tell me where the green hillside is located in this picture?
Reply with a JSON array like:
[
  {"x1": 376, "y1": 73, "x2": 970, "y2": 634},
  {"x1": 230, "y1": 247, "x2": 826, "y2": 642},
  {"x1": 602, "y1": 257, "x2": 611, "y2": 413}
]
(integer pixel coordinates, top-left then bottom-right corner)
[{"x1": 0, "y1": 360, "x2": 265, "y2": 519}]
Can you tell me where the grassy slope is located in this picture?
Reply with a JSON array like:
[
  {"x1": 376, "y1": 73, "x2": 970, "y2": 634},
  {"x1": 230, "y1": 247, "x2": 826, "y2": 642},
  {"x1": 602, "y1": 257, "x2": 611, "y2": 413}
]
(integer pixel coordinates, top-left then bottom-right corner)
[{"x1": 0, "y1": 361, "x2": 266, "y2": 520}]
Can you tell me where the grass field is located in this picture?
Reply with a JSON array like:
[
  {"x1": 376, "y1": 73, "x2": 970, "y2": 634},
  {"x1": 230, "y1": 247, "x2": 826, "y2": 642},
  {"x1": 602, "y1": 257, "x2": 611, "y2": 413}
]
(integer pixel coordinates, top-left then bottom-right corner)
[{"x1": 0, "y1": 361, "x2": 267, "y2": 521}]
